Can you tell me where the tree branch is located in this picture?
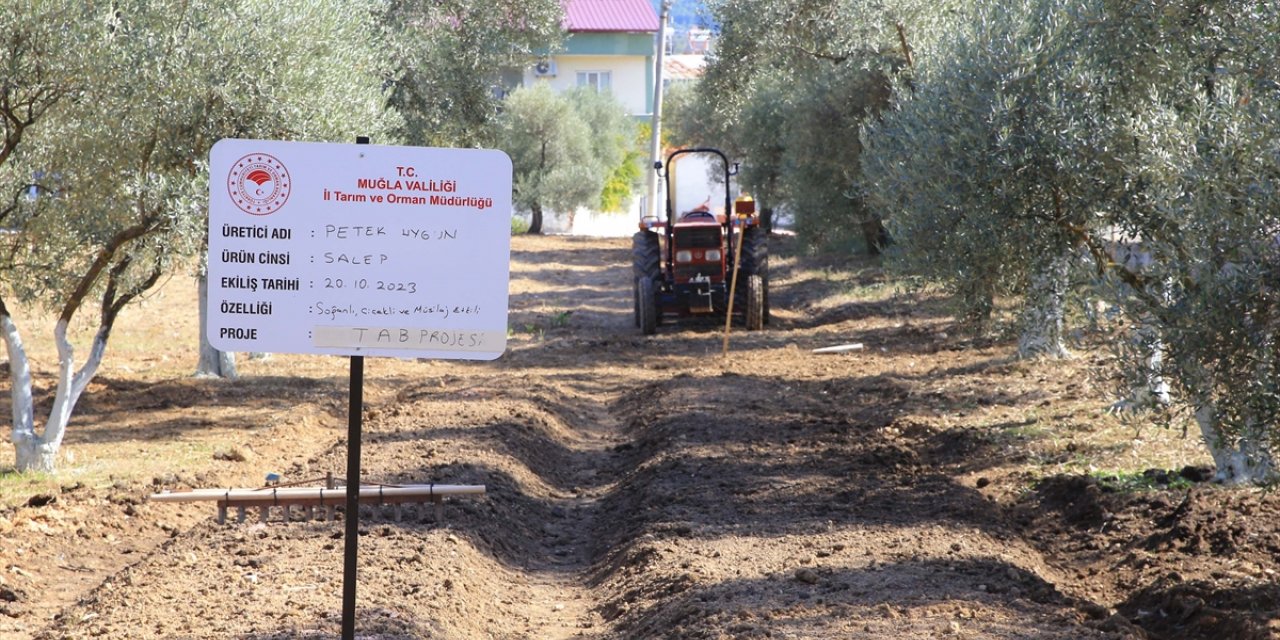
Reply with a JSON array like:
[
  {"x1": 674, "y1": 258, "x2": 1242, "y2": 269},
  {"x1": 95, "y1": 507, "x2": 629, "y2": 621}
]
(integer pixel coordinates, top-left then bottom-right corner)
[
  {"x1": 781, "y1": 43, "x2": 849, "y2": 64},
  {"x1": 1049, "y1": 186, "x2": 1176, "y2": 326},
  {"x1": 0, "y1": 182, "x2": 55, "y2": 225},
  {"x1": 57, "y1": 221, "x2": 157, "y2": 328},
  {"x1": 101, "y1": 255, "x2": 164, "y2": 335},
  {"x1": 65, "y1": 255, "x2": 166, "y2": 398},
  {"x1": 896, "y1": 23, "x2": 914, "y2": 70},
  {"x1": 0, "y1": 125, "x2": 22, "y2": 168}
]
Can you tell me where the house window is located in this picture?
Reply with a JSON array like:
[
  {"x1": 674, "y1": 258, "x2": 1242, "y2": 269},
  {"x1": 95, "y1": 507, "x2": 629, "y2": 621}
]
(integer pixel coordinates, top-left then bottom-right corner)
[{"x1": 576, "y1": 71, "x2": 611, "y2": 92}]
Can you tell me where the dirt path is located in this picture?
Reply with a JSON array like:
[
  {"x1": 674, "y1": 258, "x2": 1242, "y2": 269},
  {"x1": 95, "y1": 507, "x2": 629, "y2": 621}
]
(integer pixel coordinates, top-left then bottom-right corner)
[{"x1": 4, "y1": 234, "x2": 1278, "y2": 639}]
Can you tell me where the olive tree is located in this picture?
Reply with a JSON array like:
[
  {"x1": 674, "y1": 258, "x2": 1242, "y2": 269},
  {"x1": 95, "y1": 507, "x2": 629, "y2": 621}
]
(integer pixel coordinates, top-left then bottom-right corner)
[
  {"x1": 1073, "y1": 2, "x2": 1280, "y2": 482},
  {"x1": 494, "y1": 84, "x2": 636, "y2": 234},
  {"x1": 183, "y1": 0, "x2": 400, "y2": 377},
  {"x1": 781, "y1": 66, "x2": 893, "y2": 252},
  {"x1": 696, "y1": 0, "x2": 961, "y2": 248},
  {"x1": 385, "y1": 0, "x2": 563, "y2": 148},
  {"x1": 862, "y1": 0, "x2": 1280, "y2": 482},
  {"x1": 200, "y1": 0, "x2": 557, "y2": 375},
  {"x1": 665, "y1": 71, "x2": 796, "y2": 235},
  {"x1": 862, "y1": 0, "x2": 1097, "y2": 356},
  {"x1": 571, "y1": 88, "x2": 645, "y2": 214},
  {"x1": 0, "y1": 0, "x2": 397, "y2": 472},
  {"x1": 1, "y1": 1, "x2": 108, "y2": 473},
  {"x1": 1105, "y1": 100, "x2": 1280, "y2": 481}
]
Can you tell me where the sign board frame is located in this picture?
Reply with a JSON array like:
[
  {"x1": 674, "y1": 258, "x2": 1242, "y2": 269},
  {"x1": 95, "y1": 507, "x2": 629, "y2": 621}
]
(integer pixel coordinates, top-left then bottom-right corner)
[{"x1": 208, "y1": 138, "x2": 512, "y2": 360}]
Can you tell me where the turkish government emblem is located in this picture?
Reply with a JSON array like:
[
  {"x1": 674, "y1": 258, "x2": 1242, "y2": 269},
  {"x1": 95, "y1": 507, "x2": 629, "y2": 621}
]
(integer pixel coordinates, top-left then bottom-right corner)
[{"x1": 227, "y1": 153, "x2": 291, "y2": 215}]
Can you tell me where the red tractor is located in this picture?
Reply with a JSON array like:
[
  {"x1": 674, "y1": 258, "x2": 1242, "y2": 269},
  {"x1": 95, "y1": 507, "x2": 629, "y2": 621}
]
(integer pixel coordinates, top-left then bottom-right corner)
[{"x1": 633, "y1": 148, "x2": 769, "y2": 334}]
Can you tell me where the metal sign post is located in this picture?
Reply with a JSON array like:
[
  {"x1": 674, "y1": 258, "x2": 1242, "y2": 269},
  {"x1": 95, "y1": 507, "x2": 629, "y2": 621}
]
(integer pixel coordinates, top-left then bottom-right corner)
[
  {"x1": 341, "y1": 352, "x2": 363, "y2": 639},
  {"x1": 206, "y1": 135, "x2": 512, "y2": 639},
  {"x1": 340, "y1": 136, "x2": 370, "y2": 640}
]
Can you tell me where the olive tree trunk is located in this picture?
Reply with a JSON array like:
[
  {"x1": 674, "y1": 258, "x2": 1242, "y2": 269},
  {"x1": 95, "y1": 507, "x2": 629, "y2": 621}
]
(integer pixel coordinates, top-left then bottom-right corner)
[
  {"x1": 4, "y1": 314, "x2": 106, "y2": 473},
  {"x1": 1195, "y1": 405, "x2": 1274, "y2": 484},
  {"x1": 2, "y1": 220, "x2": 164, "y2": 473},
  {"x1": 1017, "y1": 252, "x2": 1072, "y2": 359},
  {"x1": 195, "y1": 274, "x2": 237, "y2": 379},
  {"x1": 526, "y1": 202, "x2": 544, "y2": 235},
  {"x1": 1110, "y1": 318, "x2": 1172, "y2": 412}
]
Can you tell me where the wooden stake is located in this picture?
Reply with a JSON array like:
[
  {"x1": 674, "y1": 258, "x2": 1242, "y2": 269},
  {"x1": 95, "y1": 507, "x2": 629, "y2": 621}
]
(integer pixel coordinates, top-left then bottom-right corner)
[{"x1": 723, "y1": 216, "x2": 747, "y2": 357}]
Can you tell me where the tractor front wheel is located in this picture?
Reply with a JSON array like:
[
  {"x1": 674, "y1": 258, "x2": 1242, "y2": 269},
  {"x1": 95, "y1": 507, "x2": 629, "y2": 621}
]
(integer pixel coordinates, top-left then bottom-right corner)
[
  {"x1": 638, "y1": 277, "x2": 658, "y2": 335},
  {"x1": 633, "y1": 231, "x2": 661, "y2": 283},
  {"x1": 745, "y1": 274, "x2": 764, "y2": 331}
]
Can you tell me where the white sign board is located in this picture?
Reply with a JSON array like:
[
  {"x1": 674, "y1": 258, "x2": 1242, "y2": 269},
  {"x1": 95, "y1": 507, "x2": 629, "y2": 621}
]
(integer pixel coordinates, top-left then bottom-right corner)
[{"x1": 207, "y1": 139, "x2": 512, "y2": 360}]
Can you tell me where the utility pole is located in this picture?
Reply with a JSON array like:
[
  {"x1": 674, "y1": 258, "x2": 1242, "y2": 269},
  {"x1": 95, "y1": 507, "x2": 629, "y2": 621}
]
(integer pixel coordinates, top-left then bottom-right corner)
[{"x1": 646, "y1": 0, "x2": 672, "y2": 221}]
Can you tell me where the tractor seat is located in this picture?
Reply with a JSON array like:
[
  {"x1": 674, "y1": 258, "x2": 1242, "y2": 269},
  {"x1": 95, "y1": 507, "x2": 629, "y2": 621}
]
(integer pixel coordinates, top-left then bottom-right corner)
[{"x1": 680, "y1": 209, "x2": 716, "y2": 221}]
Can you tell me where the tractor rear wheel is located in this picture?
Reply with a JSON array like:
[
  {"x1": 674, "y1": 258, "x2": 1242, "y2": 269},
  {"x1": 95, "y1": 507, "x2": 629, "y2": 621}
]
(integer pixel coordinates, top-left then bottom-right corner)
[
  {"x1": 633, "y1": 231, "x2": 661, "y2": 330},
  {"x1": 745, "y1": 274, "x2": 764, "y2": 331},
  {"x1": 740, "y1": 227, "x2": 770, "y2": 323},
  {"x1": 638, "y1": 277, "x2": 658, "y2": 335}
]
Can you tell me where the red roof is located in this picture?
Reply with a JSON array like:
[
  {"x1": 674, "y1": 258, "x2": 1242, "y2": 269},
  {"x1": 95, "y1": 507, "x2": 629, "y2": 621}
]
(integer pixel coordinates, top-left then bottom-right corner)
[
  {"x1": 564, "y1": 0, "x2": 659, "y2": 33},
  {"x1": 664, "y1": 55, "x2": 706, "y2": 80}
]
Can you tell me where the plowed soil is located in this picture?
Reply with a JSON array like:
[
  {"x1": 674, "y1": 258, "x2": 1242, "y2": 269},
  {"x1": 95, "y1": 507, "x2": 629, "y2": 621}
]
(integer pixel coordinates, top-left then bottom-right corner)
[{"x1": 2, "y1": 234, "x2": 1278, "y2": 639}]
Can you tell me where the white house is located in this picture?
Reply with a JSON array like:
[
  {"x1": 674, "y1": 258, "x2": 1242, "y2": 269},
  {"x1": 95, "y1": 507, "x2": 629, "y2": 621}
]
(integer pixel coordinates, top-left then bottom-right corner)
[
  {"x1": 514, "y1": 0, "x2": 663, "y2": 235},
  {"x1": 524, "y1": 0, "x2": 660, "y2": 118}
]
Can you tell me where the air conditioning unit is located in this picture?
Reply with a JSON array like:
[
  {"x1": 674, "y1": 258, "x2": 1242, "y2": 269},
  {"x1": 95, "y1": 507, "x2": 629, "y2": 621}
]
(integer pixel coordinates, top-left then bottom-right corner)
[{"x1": 533, "y1": 59, "x2": 557, "y2": 78}]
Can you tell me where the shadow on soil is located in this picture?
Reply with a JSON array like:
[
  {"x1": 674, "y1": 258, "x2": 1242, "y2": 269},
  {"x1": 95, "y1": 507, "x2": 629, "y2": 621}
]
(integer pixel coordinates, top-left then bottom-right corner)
[
  {"x1": 62, "y1": 375, "x2": 346, "y2": 444},
  {"x1": 1117, "y1": 578, "x2": 1277, "y2": 640},
  {"x1": 601, "y1": 557, "x2": 1094, "y2": 639}
]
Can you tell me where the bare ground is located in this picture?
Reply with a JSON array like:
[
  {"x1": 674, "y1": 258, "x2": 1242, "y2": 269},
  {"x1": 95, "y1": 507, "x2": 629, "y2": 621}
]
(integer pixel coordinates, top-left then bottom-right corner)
[{"x1": 1, "y1": 234, "x2": 1277, "y2": 639}]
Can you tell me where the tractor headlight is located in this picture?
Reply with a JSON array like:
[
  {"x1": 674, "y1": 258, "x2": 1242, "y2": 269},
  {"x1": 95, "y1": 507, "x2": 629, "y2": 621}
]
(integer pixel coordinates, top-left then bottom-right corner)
[
  {"x1": 676, "y1": 250, "x2": 693, "y2": 263},
  {"x1": 705, "y1": 249, "x2": 722, "y2": 262}
]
